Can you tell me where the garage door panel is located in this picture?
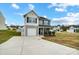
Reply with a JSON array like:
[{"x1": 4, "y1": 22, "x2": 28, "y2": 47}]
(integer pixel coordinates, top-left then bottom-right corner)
[{"x1": 27, "y1": 28, "x2": 36, "y2": 36}]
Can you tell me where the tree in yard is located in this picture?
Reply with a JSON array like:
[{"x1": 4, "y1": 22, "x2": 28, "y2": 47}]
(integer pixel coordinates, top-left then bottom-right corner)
[{"x1": 61, "y1": 25, "x2": 69, "y2": 31}]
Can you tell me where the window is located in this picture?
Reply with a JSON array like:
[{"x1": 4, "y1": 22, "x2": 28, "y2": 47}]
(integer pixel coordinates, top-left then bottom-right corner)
[
  {"x1": 27, "y1": 17, "x2": 29, "y2": 23},
  {"x1": 39, "y1": 20, "x2": 43, "y2": 25},
  {"x1": 44, "y1": 20, "x2": 49, "y2": 25},
  {"x1": 27, "y1": 17, "x2": 37, "y2": 23}
]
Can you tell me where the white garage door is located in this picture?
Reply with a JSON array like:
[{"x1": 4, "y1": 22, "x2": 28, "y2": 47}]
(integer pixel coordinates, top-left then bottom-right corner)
[{"x1": 27, "y1": 28, "x2": 36, "y2": 36}]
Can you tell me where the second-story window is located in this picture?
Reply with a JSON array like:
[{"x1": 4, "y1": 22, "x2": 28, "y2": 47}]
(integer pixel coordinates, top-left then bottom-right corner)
[
  {"x1": 27, "y1": 17, "x2": 37, "y2": 23},
  {"x1": 39, "y1": 20, "x2": 43, "y2": 25},
  {"x1": 44, "y1": 20, "x2": 49, "y2": 25}
]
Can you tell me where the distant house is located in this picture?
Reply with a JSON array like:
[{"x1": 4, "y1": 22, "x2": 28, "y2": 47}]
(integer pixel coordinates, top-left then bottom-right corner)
[
  {"x1": 0, "y1": 11, "x2": 7, "y2": 30},
  {"x1": 16, "y1": 26, "x2": 23, "y2": 32},
  {"x1": 8, "y1": 25, "x2": 23, "y2": 31},
  {"x1": 52, "y1": 26, "x2": 63, "y2": 32},
  {"x1": 67, "y1": 26, "x2": 76, "y2": 33},
  {"x1": 8, "y1": 25, "x2": 17, "y2": 30},
  {"x1": 23, "y1": 10, "x2": 51, "y2": 36}
]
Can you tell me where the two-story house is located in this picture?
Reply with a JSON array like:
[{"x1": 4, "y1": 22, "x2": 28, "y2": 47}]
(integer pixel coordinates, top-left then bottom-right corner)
[
  {"x1": 23, "y1": 10, "x2": 51, "y2": 36},
  {"x1": 0, "y1": 11, "x2": 7, "y2": 30}
]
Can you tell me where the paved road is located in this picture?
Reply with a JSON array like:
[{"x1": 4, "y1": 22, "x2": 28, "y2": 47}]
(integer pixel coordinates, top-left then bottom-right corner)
[{"x1": 0, "y1": 36, "x2": 79, "y2": 55}]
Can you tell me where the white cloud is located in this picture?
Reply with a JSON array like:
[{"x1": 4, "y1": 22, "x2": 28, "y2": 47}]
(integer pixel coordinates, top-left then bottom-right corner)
[
  {"x1": 11, "y1": 3, "x2": 20, "y2": 9},
  {"x1": 55, "y1": 8, "x2": 66, "y2": 12},
  {"x1": 48, "y1": 3, "x2": 67, "y2": 12},
  {"x1": 28, "y1": 4, "x2": 35, "y2": 10},
  {"x1": 43, "y1": 16, "x2": 47, "y2": 18},
  {"x1": 48, "y1": 3, "x2": 79, "y2": 12},
  {"x1": 52, "y1": 12, "x2": 79, "y2": 25}
]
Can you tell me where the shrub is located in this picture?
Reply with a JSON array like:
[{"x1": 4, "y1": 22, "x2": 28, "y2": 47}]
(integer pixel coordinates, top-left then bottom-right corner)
[{"x1": 76, "y1": 29, "x2": 79, "y2": 32}]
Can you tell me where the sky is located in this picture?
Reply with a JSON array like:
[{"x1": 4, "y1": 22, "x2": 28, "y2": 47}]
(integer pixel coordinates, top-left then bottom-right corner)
[{"x1": 0, "y1": 3, "x2": 79, "y2": 26}]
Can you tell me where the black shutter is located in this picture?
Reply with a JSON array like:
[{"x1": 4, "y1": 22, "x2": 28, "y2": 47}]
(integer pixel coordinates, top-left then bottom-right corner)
[
  {"x1": 35, "y1": 18, "x2": 37, "y2": 23},
  {"x1": 27, "y1": 17, "x2": 29, "y2": 23}
]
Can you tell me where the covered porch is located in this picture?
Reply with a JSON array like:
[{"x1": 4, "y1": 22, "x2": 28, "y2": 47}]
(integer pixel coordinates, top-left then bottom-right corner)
[{"x1": 39, "y1": 26, "x2": 51, "y2": 35}]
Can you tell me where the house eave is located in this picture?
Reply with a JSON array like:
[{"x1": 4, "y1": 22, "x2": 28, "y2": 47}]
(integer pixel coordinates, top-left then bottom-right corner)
[{"x1": 23, "y1": 10, "x2": 39, "y2": 18}]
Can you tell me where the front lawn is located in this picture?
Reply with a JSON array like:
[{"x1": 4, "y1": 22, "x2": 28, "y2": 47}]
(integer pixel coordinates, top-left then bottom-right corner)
[
  {"x1": 42, "y1": 32, "x2": 79, "y2": 50},
  {"x1": 0, "y1": 30, "x2": 21, "y2": 44}
]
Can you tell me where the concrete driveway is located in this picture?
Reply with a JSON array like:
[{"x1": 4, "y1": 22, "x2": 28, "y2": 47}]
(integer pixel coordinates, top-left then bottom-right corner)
[{"x1": 0, "y1": 36, "x2": 79, "y2": 55}]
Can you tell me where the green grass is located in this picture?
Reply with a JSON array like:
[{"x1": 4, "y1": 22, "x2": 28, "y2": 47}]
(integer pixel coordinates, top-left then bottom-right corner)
[
  {"x1": 0, "y1": 30, "x2": 21, "y2": 44},
  {"x1": 43, "y1": 32, "x2": 79, "y2": 50}
]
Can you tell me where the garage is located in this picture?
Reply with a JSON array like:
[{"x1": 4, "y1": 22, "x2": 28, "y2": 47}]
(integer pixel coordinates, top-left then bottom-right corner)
[{"x1": 27, "y1": 28, "x2": 37, "y2": 36}]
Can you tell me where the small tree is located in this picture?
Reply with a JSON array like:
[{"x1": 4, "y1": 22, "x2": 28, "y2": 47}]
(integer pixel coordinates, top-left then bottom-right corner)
[
  {"x1": 75, "y1": 29, "x2": 79, "y2": 32},
  {"x1": 48, "y1": 31, "x2": 51, "y2": 36},
  {"x1": 48, "y1": 30, "x2": 56, "y2": 36},
  {"x1": 61, "y1": 25, "x2": 68, "y2": 31},
  {"x1": 52, "y1": 30, "x2": 56, "y2": 36}
]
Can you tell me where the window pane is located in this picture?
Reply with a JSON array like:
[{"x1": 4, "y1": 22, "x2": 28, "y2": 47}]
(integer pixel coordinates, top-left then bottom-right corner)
[
  {"x1": 27, "y1": 17, "x2": 37, "y2": 23},
  {"x1": 44, "y1": 20, "x2": 48, "y2": 25},
  {"x1": 39, "y1": 20, "x2": 43, "y2": 25}
]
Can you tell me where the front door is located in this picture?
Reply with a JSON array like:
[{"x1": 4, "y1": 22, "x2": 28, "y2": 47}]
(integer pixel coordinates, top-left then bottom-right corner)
[{"x1": 39, "y1": 28, "x2": 43, "y2": 35}]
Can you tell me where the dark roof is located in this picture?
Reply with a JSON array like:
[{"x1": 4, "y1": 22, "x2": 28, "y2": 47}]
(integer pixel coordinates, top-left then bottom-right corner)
[{"x1": 39, "y1": 16, "x2": 50, "y2": 21}]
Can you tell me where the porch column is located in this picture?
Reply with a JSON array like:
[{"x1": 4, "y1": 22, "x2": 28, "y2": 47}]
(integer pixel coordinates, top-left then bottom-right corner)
[
  {"x1": 37, "y1": 27, "x2": 39, "y2": 36},
  {"x1": 24, "y1": 25, "x2": 27, "y2": 36},
  {"x1": 43, "y1": 27, "x2": 44, "y2": 35}
]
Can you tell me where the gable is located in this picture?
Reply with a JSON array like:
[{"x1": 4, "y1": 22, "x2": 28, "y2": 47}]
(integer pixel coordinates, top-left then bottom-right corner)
[
  {"x1": 24, "y1": 10, "x2": 38, "y2": 18},
  {"x1": 26, "y1": 12, "x2": 38, "y2": 18}
]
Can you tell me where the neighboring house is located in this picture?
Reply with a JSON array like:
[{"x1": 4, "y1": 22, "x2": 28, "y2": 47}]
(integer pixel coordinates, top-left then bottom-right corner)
[
  {"x1": 53, "y1": 26, "x2": 60, "y2": 32},
  {"x1": 0, "y1": 11, "x2": 7, "y2": 30},
  {"x1": 67, "y1": 26, "x2": 79, "y2": 33},
  {"x1": 8, "y1": 25, "x2": 17, "y2": 30},
  {"x1": 67, "y1": 26, "x2": 76, "y2": 33},
  {"x1": 23, "y1": 10, "x2": 51, "y2": 36},
  {"x1": 16, "y1": 26, "x2": 23, "y2": 32},
  {"x1": 52, "y1": 26, "x2": 63, "y2": 32},
  {"x1": 8, "y1": 25, "x2": 23, "y2": 31}
]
